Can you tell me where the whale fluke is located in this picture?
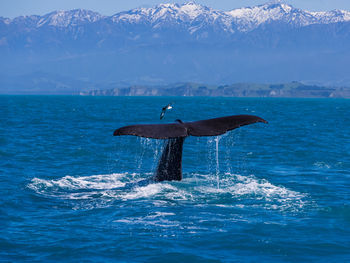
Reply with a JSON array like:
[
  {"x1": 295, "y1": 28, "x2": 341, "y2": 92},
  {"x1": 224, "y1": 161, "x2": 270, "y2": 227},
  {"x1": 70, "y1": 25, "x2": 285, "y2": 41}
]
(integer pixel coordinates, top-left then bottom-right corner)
[
  {"x1": 113, "y1": 115, "x2": 267, "y2": 181},
  {"x1": 114, "y1": 123, "x2": 187, "y2": 139},
  {"x1": 185, "y1": 115, "x2": 267, "y2": 137},
  {"x1": 114, "y1": 115, "x2": 267, "y2": 139}
]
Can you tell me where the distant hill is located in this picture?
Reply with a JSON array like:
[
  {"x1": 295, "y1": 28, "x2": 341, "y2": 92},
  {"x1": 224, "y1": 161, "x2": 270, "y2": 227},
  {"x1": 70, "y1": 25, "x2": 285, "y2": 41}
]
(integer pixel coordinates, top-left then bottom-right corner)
[
  {"x1": 1, "y1": 2, "x2": 350, "y2": 94},
  {"x1": 80, "y1": 82, "x2": 350, "y2": 98}
]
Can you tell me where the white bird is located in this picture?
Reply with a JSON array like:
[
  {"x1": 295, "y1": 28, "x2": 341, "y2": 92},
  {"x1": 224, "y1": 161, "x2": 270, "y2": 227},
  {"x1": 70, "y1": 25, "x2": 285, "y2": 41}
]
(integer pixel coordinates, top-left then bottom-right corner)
[{"x1": 160, "y1": 103, "x2": 173, "y2": 120}]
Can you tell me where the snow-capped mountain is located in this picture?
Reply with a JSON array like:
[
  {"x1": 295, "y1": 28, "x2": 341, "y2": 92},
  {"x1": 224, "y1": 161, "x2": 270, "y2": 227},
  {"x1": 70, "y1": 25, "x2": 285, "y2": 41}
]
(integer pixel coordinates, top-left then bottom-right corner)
[
  {"x1": 2, "y1": 2, "x2": 350, "y2": 33},
  {"x1": 229, "y1": 3, "x2": 315, "y2": 31},
  {"x1": 5, "y1": 9, "x2": 103, "y2": 28},
  {"x1": 36, "y1": 9, "x2": 104, "y2": 27},
  {"x1": 1, "y1": 2, "x2": 350, "y2": 93},
  {"x1": 111, "y1": 2, "x2": 233, "y2": 33},
  {"x1": 110, "y1": 2, "x2": 350, "y2": 33}
]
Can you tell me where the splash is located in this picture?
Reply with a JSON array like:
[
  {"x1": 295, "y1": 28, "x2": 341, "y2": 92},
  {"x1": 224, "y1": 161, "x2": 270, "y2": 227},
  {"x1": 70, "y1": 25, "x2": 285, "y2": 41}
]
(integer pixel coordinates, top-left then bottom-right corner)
[
  {"x1": 28, "y1": 172, "x2": 308, "y2": 212},
  {"x1": 195, "y1": 173, "x2": 307, "y2": 211},
  {"x1": 215, "y1": 136, "x2": 220, "y2": 189},
  {"x1": 28, "y1": 172, "x2": 193, "y2": 205},
  {"x1": 205, "y1": 132, "x2": 234, "y2": 188},
  {"x1": 29, "y1": 173, "x2": 126, "y2": 191}
]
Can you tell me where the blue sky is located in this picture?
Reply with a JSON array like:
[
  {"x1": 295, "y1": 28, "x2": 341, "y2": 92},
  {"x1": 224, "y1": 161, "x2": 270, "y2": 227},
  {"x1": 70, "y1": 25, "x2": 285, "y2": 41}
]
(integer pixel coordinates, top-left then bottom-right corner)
[{"x1": 1, "y1": 0, "x2": 350, "y2": 18}]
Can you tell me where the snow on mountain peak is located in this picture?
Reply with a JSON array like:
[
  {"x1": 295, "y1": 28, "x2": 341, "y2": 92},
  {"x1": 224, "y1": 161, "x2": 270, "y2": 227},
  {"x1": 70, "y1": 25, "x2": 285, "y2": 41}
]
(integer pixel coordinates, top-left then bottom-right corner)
[
  {"x1": 95, "y1": 2, "x2": 350, "y2": 34},
  {"x1": 3, "y1": 2, "x2": 350, "y2": 33},
  {"x1": 112, "y1": 1, "x2": 214, "y2": 26},
  {"x1": 228, "y1": 3, "x2": 300, "y2": 31},
  {"x1": 37, "y1": 9, "x2": 104, "y2": 27},
  {"x1": 179, "y1": 2, "x2": 209, "y2": 19},
  {"x1": 312, "y1": 9, "x2": 350, "y2": 23},
  {"x1": 226, "y1": 2, "x2": 350, "y2": 31}
]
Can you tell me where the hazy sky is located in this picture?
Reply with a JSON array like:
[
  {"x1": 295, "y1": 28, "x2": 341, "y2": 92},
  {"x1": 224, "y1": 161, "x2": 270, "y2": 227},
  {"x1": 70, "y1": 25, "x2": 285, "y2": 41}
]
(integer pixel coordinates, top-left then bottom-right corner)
[{"x1": 1, "y1": 0, "x2": 350, "y2": 18}]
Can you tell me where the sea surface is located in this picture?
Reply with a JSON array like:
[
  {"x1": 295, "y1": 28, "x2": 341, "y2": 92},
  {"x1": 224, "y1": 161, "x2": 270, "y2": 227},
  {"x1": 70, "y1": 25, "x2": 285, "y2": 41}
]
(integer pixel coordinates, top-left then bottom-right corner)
[{"x1": 1, "y1": 96, "x2": 350, "y2": 262}]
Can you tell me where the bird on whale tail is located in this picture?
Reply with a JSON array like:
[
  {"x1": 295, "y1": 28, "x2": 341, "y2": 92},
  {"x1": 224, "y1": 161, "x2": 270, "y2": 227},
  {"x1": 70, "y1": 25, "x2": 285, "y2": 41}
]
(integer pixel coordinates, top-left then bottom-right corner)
[{"x1": 114, "y1": 115, "x2": 268, "y2": 182}]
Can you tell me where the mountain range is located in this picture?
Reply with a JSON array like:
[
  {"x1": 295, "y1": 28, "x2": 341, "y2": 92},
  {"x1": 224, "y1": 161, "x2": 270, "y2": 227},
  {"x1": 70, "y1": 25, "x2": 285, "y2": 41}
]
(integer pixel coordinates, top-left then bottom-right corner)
[{"x1": 1, "y1": 2, "x2": 350, "y2": 94}]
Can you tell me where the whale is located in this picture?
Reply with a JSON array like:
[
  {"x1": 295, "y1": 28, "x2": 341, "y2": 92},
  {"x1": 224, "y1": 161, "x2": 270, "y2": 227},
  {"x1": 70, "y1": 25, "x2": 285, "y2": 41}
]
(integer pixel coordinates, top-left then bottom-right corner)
[{"x1": 114, "y1": 115, "x2": 267, "y2": 182}]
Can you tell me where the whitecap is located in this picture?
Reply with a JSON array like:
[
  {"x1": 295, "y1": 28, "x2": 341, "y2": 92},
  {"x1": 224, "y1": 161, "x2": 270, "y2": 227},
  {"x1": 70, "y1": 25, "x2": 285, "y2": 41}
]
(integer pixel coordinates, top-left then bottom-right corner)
[
  {"x1": 314, "y1": 162, "x2": 331, "y2": 169},
  {"x1": 114, "y1": 211, "x2": 180, "y2": 228},
  {"x1": 28, "y1": 173, "x2": 126, "y2": 192},
  {"x1": 28, "y1": 172, "x2": 193, "y2": 203},
  {"x1": 28, "y1": 171, "x2": 308, "y2": 212},
  {"x1": 120, "y1": 183, "x2": 173, "y2": 200},
  {"x1": 194, "y1": 173, "x2": 307, "y2": 211}
]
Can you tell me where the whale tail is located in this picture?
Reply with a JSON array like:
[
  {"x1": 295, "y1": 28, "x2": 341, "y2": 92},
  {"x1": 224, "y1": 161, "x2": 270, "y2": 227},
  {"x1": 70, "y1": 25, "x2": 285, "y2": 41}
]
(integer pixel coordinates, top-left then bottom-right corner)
[
  {"x1": 114, "y1": 115, "x2": 267, "y2": 181},
  {"x1": 154, "y1": 137, "x2": 185, "y2": 182}
]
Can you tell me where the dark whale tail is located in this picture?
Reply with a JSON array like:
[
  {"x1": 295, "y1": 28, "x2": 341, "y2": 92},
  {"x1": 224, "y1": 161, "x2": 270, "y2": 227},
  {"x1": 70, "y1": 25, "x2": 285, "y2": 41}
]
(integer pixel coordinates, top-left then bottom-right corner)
[
  {"x1": 155, "y1": 137, "x2": 185, "y2": 182},
  {"x1": 114, "y1": 115, "x2": 267, "y2": 181}
]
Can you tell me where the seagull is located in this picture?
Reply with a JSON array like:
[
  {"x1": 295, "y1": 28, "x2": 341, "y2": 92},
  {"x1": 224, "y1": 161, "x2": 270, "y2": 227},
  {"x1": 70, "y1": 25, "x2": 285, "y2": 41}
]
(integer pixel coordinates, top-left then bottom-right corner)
[{"x1": 160, "y1": 103, "x2": 173, "y2": 120}]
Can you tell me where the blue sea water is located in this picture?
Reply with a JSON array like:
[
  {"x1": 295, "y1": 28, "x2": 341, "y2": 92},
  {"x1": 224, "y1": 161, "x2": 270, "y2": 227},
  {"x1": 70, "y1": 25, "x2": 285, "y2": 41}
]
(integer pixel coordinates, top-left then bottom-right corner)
[{"x1": 1, "y1": 96, "x2": 350, "y2": 262}]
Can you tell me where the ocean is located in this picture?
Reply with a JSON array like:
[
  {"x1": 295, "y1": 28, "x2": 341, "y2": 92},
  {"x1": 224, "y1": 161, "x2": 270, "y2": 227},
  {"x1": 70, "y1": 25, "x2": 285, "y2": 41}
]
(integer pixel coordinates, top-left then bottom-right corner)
[{"x1": 1, "y1": 96, "x2": 350, "y2": 262}]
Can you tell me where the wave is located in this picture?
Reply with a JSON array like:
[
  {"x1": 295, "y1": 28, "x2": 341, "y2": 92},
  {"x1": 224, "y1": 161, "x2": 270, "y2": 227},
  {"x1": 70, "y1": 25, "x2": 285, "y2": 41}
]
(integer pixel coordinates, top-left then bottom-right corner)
[
  {"x1": 113, "y1": 212, "x2": 180, "y2": 228},
  {"x1": 28, "y1": 172, "x2": 308, "y2": 211},
  {"x1": 29, "y1": 173, "x2": 126, "y2": 190}
]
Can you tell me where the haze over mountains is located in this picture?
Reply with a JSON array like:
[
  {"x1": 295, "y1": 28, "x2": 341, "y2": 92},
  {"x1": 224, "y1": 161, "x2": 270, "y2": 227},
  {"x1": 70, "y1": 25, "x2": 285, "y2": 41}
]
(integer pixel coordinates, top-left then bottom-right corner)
[{"x1": 1, "y1": 2, "x2": 350, "y2": 94}]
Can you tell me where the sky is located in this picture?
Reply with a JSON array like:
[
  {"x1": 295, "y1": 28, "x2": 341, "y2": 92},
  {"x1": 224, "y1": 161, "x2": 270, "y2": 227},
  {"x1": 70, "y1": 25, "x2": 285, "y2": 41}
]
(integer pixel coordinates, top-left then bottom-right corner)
[{"x1": 1, "y1": 0, "x2": 350, "y2": 18}]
